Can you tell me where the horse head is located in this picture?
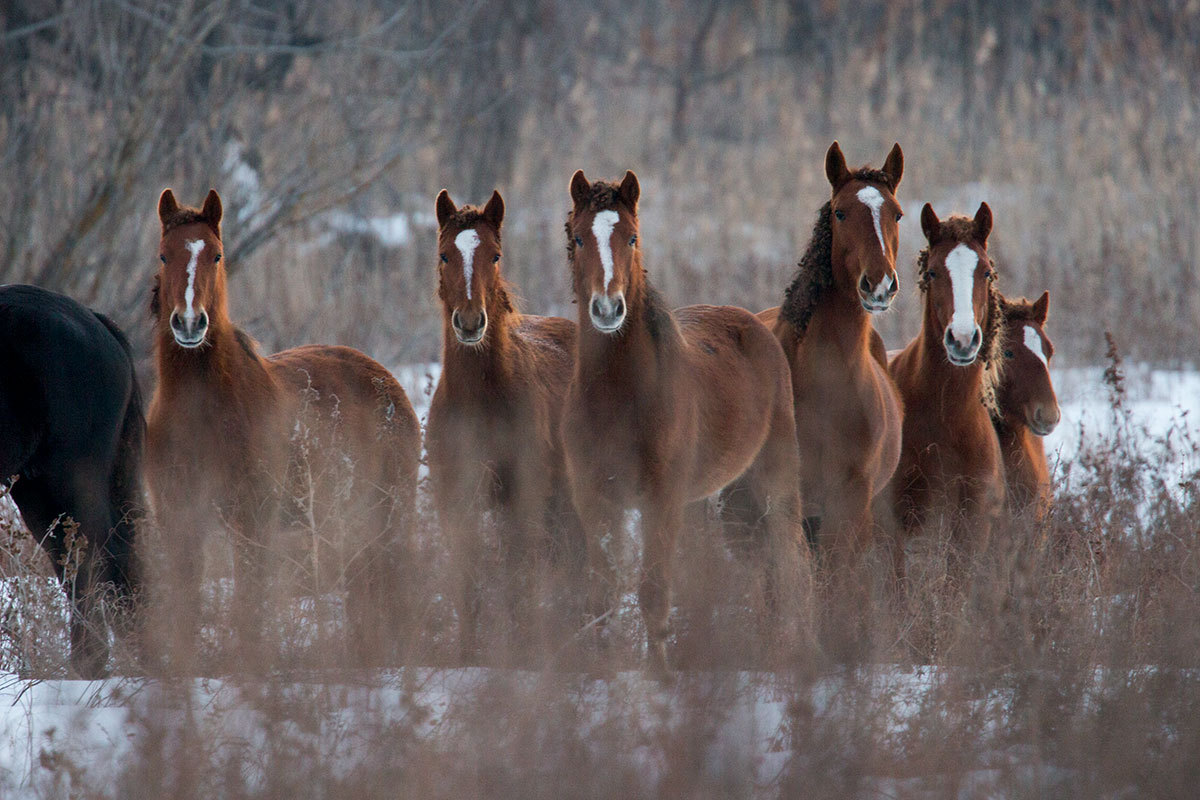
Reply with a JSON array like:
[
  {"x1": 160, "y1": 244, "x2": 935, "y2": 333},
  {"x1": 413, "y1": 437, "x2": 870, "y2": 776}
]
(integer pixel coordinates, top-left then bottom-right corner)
[
  {"x1": 155, "y1": 188, "x2": 225, "y2": 349},
  {"x1": 825, "y1": 142, "x2": 904, "y2": 312},
  {"x1": 567, "y1": 170, "x2": 642, "y2": 334},
  {"x1": 435, "y1": 189, "x2": 505, "y2": 346},
  {"x1": 998, "y1": 291, "x2": 1060, "y2": 435},
  {"x1": 918, "y1": 202, "x2": 996, "y2": 366}
]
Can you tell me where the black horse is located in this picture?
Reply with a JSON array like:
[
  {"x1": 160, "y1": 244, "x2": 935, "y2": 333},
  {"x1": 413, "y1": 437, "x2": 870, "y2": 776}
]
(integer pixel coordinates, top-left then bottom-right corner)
[{"x1": 0, "y1": 285, "x2": 144, "y2": 677}]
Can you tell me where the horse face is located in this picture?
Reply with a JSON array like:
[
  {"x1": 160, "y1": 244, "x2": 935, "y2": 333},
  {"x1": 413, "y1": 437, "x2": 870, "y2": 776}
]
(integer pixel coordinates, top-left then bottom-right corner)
[
  {"x1": 156, "y1": 189, "x2": 224, "y2": 349},
  {"x1": 568, "y1": 170, "x2": 641, "y2": 334},
  {"x1": 435, "y1": 190, "x2": 504, "y2": 346},
  {"x1": 826, "y1": 142, "x2": 904, "y2": 312},
  {"x1": 999, "y1": 292, "x2": 1060, "y2": 435},
  {"x1": 920, "y1": 202, "x2": 994, "y2": 366}
]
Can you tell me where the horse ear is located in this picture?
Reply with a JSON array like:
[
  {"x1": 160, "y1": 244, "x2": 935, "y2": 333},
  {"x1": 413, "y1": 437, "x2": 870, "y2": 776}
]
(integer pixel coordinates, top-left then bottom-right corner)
[
  {"x1": 482, "y1": 189, "x2": 504, "y2": 229},
  {"x1": 1032, "y1": 290, "x2": 1050, "y2": 324},
  {"x1": 569, "y1": 170, "x2": 591, "y2": 207},
  {"x1": 920, "y1": 203, "x2": 941, "y2": 244},
  {"x1": 883, "y1": 143, "x2": 903, "y2": 189},
  {"x1": 201, "y1": 189, "x2": 222, "y2": 232},
  {"x1": 973, "y1": 201, "x2": 993, "y2": 246},
  {"x1": 158, "y1": 189, "x2": 179, "y2": 224},
  {"x1": 435, "y1": 190, "x2": 457, "y2": 228},
  {"x1": 825, "y1": 141, "x2": 851, "y2": 192},
  {"x1": 618, "y1": 170, "x2": 640, "y2": 212}
]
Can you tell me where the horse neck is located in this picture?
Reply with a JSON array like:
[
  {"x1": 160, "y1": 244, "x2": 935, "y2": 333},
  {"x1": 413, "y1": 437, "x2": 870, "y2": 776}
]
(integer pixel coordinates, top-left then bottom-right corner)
[
  {"x1": 805, "y1": 266, "x2": 873, "y2": 357},
  {"x1": 995, "y1": 417, "x2": 1049, "y2": 500},
  {"x1": 914, "y1": 295, "x2": 988, "y2": 415},
  {"x1": 440, "y1": 286, "x2": 518, "y2": 389},
  {"x1": 154, "y1": 318, "x2": 271, "y2": 402},
  {"x1": 575, "y1": 261, "x2": 669, "y2": 383}
]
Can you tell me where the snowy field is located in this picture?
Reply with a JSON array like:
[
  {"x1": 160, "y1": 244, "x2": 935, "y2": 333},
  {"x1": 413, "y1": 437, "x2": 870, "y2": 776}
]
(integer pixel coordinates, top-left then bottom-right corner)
[{"x1": 0, "y1": 363, "x2": 1195, "y2": 797}]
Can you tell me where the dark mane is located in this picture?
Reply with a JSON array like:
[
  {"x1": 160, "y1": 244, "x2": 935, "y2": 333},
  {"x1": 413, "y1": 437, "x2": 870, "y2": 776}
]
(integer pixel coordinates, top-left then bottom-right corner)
[
  {"x1": 779, "y1": 202, "x2": 833, "y2": 337},
  {"x1": 915, "y1": 216, "x2": 1005, "y2": 414},
  {"x1": 779, "y1": 168, "x2": 894, "y2": 338},
  {"x1": 442, "y1": 205, "x2": 501, "y2": 243},
  {"x1": 160, "y1": 207, "x2": 216, "y2": 236},
  {"x1": 999, "y1": 295, "x2": 1042, "y2": 325}
]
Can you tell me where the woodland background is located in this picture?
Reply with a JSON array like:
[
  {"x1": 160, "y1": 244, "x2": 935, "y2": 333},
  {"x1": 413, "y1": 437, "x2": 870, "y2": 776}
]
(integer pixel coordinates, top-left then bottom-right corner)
[{"x1": 3, "y1": 0, "x2": 1198, "y2": 371}]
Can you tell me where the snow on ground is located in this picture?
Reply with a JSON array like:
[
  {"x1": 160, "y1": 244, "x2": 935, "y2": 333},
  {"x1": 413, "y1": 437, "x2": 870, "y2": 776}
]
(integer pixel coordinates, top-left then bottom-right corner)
[
  {"x1": 0, "y1": 364, "x2": 1193, "y2": 796},
  {"x1": 1045, "y1": 365, "x2": 1200, "y2": 488}
]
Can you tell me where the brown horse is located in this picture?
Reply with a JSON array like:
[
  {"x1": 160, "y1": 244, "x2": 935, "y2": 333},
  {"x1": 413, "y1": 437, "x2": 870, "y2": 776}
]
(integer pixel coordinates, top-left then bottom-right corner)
[
  {"x1": 424, "y1": 188, "x2": 581, "y2": 662},
  {"x1": 146, "y1": 189, "x2": 420, "y2": 666},
  {"x1": 758, "y1": 141, "x2": 905, "y2": 566},
  {"x1": 888, "y1": 202, "x2": 1005, "y2": 579},
  {"x1": 994, "y1": 291, "x2": 1059, "y2": 517},
  {"x1": 561, "y1": 170, "x2": 805, "y2": 674}
]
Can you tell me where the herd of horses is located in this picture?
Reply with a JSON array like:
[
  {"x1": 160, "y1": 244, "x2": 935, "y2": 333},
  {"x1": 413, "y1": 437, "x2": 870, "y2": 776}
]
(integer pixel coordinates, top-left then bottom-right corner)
[{"x1": 0, "y1": 142, "x2": 1061, "y2": 677}]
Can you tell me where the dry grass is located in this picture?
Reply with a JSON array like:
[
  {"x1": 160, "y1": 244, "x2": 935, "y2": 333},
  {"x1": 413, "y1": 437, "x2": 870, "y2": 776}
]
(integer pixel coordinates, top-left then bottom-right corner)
[{"x1": 0, "y1": 344, "x2": 1196, "y2": 798}]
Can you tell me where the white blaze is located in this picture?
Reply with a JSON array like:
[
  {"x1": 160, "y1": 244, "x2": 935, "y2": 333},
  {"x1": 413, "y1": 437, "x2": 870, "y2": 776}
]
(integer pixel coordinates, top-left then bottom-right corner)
[
  {"x1": 592, "y1": 210, "x2": 620, "y2": 291},
  {"x1": 183, "y1": 239, "x2": 205, "y2": 322},
  {"x1": 1024, "y1": 325, "x2": 1048, "y2": 366},
  {"x1": 856, "y1": 186, "x2": 887, "y2": 255},
  {"x1": 945, "y1": 244, "x2": 979, "y2": 345},
  {"x1": 455, "y1": 229, "x2": 481, "y2": 300}
]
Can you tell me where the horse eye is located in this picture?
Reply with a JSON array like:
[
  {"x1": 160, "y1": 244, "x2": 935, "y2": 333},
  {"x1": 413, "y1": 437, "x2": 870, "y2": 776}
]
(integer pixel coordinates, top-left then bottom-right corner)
[
  {"x1": 213, "y1": 253, "x2": 221, "y2": 263},
  {"x1": 159, "y1": 255, "x2": 166, "y2": 264},
  {"x1": 439, "y1": 253, "x2": 449, "y2": 264},
  {"x1": 834, "y1": 210, "x2": 846, "y2": 221},
  {"x1": 926, "y1": 269, "x2": 937, "y2": 278},
  {"x1": 629, "y1": 234, "x2": 637, "y2": 246},
  {"x1": 574, "y1": 235, "x2": 584, "y2": 247},
  {"x1": 492, "y1": 254, "x2": 500, "y2": 263},
  {"x1": 1004, "y1": 349, "x2": 1015, "y2": 359},
  {"x1": 895, "y1": 213, "x2": 903, "y2": 222}
]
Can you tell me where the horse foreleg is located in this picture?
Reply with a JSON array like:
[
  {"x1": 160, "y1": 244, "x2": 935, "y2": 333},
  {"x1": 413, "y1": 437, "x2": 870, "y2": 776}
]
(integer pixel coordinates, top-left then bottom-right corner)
[{"x1": 638, "y1": 494, "x2": 684, "y2": 677}]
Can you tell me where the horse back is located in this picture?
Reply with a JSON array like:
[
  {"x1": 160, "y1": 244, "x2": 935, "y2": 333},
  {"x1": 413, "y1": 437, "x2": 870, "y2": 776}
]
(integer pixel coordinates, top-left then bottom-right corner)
[
  {"x1": 267, "y1": 344, "x2": 419, "y2": 452},
  {"x1": 0, "y1": 286, "x2": 135, "y2": 471},
  {"x1": 674, "y1": 304, "x2": 792, "y2": 497}
]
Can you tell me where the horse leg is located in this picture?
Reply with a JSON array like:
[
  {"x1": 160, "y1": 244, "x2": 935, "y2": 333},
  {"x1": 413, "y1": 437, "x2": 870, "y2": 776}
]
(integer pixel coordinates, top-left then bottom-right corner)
[
  {"x1": 343, "y1": 482, "x2": 406, "y2": 667},
  {"x1": 568, "y1": 480, "x2": 624, "y2": 647},
  {"x1": 13, "y1": 472, "x2": 112, "y2": 678},
  {"x1": 638, "y1": 487, "x2": 686, "y2": 677}
]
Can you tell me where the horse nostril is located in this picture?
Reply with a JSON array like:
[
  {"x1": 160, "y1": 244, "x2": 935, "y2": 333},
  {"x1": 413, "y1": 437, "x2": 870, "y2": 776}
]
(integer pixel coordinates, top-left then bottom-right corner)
[
  {"x1": 451, "y1": 309, "x2": 462, "y2": 330},
  {"x1": 197, "y1": 310, "x2": 208, "y2": 330},
  {"x1": 887, "y1": 276, "x2": 899, "y2": 296},
  {"x1": 614, "y1": 295, "x2": 625, "y2": 318},
  {"x1": 971, "y1": 328, "x2": 982, "y2": 349},
  {"x1": 169, "y1": 311, "x2": 183, "y2": 332},
  {"x1": 590, "y1": 297, "x2": 603, "y2": 318},
  {"x1": 859, "y1": 275, "x2": 873, "y2": 294}
]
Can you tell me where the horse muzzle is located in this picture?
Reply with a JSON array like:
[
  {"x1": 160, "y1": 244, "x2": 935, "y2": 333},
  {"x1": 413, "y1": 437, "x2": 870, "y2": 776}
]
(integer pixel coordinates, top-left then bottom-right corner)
[
  {"x1": 170, "y1": 309, "x2": 208, "y2": 348},
  {"x1": 589, "y1": 292, "x2": 626, "y2": 334},
  {"x1": 859, "y1": 272, "x2": 898, "y2": 313},
  {"x1": 1028, "y1": 404, "x2": 1061, "y2": 436},
  {"x1": 943, "y1": 325, "x2": 982, "y2": 366},
  {"x1": 452, "y1": 307, "x2": 487, "y2": 345}
]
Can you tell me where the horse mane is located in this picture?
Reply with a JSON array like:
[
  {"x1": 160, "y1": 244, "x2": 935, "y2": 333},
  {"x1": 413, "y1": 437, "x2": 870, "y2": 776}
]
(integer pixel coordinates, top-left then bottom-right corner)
[
  {"x1": 998, "y1": 295, "x2": 1042, "y2": 325},
  {"x1": 779, "y1": 168, "x2": 895, "y2": 338},
  {"x1": 160, "y1": 208, "x2": 216, "y2": 236},
  {"x1": 441, "y1": 205, "x2": 502, "y2": 244},
  {"x1": 915, "y1": 217, "x2": 1005, "y2": 416}
]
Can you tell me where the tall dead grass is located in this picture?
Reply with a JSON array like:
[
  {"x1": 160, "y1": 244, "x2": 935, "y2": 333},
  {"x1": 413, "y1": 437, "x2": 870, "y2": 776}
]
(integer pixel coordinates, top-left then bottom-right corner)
[{"x1": 0, "y1": 341, "x2": 1195, "y2": 798}]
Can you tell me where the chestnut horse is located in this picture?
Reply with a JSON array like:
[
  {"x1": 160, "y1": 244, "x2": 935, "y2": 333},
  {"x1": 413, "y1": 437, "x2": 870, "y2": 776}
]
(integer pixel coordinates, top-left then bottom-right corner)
[
  {"x1": 758, "y1": 141, "x2": 905, "y2": 566},
  {"x1": 888, "y1": 202, "x2": 1005, "y2": 580},
  {"x1": 425, "y1": 188, "x2": 581, "y2": 662},
  {"x1": 994, "y1": 291, "x2": 1060, "y2": 517},
  {"x1": 561, "y1": 170, "x2": 804, "y2": 674},
  {"x1": 146, "y1": 189, "x2": 420, "y2": 665}
]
